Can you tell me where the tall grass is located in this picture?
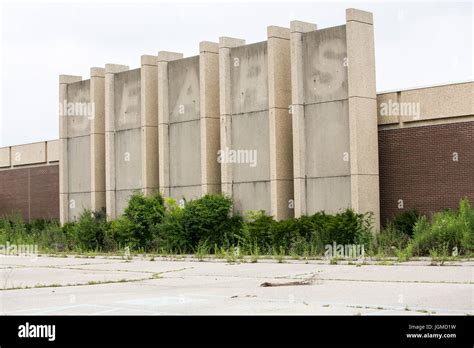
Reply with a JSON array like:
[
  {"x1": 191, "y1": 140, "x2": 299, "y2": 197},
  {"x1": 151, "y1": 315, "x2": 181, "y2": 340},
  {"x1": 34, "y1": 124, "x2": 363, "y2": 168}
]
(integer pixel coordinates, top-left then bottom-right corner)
[{"x1": 376, "y1": 198, "x2": 474, "y2": 259}]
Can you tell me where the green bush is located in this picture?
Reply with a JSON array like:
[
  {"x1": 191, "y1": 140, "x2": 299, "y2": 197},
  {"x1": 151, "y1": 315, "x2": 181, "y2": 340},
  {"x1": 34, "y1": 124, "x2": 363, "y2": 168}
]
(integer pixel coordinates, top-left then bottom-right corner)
[
  {"x1": 316, "y1": 209, "x2": 373, "y2": 248},
  {"x1": 240, "y1": 209, "x2": 373, "y2": 255},
  {"x1": 2, "y1": 194, "x2": 471, "y2": 258},
  {"x1": 296, "y1": 215, "x2": 326, "y2": 255},
  {"x1": 391, "y1": 209, "x2": 420, "y2": 236},
  {"x1": 271, "y1": 218, "x2": 301, "y2": 253},
  {"x1": 109, "y1": 192, "x2": 165, "y2": 251},
  {"x1": 0, "y1": 216, "x2": 68, "y2": 252},
  {"x1": 62, "y1": 221, "x2": 78, "y2": 250},
  {"x1": 241, "y1": 210, "x2": 274, "y2": 254},
  {"x1": 35, "y1": 222, "x2": 69, "y2": 252},
  {"x1": 153, "y1": 198, "x2": 187, "y2": 253},
  {"x1": 0, "y1": 215, "x2": 33, "y2": 245},
  {"x1": 25, "y1": 219, "x2": 56, "y2": 234},
  {"x1": 72, "y1": 208, "x2": 109, "y2": 251},
  {"x1": 108, "y1": 216, "x2": 134, "y2": 250},
  {"x1": 409, "y1": 198, "x2": 474, "y2": 256},
  {"x1": 180, "y1": 194, "x2": 242, "y2": 252},
  {"x1": 459, "y1": 198, "x2": 474, "y2": 253}
]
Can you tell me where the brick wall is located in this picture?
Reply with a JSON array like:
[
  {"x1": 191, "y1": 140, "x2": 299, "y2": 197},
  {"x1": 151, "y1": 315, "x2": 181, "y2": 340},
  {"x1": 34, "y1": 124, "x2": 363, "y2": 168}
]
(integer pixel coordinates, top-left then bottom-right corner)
[
  {"x1": 0, "y1": 165, "x2": 59, "y2": 222},
  {"x1": 378, "y1": 121, "x2": 474, "y2": 225}
]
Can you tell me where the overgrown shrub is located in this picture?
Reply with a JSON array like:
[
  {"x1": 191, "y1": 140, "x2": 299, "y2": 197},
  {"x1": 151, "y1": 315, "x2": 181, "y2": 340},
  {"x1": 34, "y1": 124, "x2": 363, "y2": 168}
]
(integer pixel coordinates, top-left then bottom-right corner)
[
  {"x1": 61, "y1": 221, "x2": 78, "y2": 250},
  {"x1": 153, "y1": 198, "x2": 187, "y2": 253},
  {"x1": 36, "y1": 222, "x2": 68, "y2": 252},
  {"x1": 316, "y1": 209, "x2": 373, "y2": 248},
  {"x1": 271, "y1": 218, "x2": 301, "y2": 253},
  {"x1": 72, "y1": 208, "x2": 109, "y2": 251},
  {"x1": 180, "y1": 194, "x2": 242, "y2": 252},
  {"x1": 0, "y1": 216, "x2": 68, "y2": 251},
  {"x1": 241, "y1": 210, "x2": 274, "y2": 253},
  {"x1": 25, "y1": 219, "x2": 56, "y2": 234},
  {"x1": 240, "y1": 209, "x2": 373, "y2": 255},
  {"x1": 1, "y1": 194, "x2": 471, "y2": 258},
  {"x1": 376, "y1": 224, "x2": 411, "y2": 256},
  {"x1": 459, "y1": 198, "x2": 474, "y2": 253},
  {"x1": 0, "y1": 215, "x2": 33, "y2": 244},
  {"x1": 409, "y1": 198, "x2": 474, "y2": 256},
  {"x1": 391, "y1": 209, "x2": 420, "y2": 236},
  {"x1": 108, "y1": 216, "x2": 134, "y2": 250},
  {"x1": 108, "y1": 192, "x2": 165, "y2": 251}
]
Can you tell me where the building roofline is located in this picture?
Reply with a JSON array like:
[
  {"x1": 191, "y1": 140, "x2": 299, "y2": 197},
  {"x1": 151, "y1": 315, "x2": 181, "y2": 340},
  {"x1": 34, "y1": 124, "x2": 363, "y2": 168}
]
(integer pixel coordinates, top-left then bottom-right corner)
[{"x1": 377, "y1": 79, "x2": 473, "y2": 95}]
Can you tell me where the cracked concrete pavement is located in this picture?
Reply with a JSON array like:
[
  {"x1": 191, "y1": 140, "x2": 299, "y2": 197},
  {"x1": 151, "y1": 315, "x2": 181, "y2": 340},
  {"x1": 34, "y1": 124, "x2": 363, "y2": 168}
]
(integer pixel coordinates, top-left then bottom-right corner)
[{"x1": 0, "y1": 254, "x2": 473, "y2": 315}]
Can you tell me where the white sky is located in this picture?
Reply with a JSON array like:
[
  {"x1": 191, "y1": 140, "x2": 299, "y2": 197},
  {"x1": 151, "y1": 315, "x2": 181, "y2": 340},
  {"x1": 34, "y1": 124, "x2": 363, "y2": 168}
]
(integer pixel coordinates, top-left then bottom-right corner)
[{"x1": 0, "y1": 0, "x2": 472, "y2": 147}]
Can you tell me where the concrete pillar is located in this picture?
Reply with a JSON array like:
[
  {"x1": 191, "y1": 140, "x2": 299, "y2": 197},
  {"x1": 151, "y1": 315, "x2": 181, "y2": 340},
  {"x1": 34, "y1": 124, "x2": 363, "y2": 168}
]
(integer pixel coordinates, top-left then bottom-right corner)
[
  {"x1": 157, "y1": 51, "x2": 183, "y2": 198},
  {"x1": 89, "y1": 67, "x2": 106, "y2": 211},
  {"x1": 140, "y1": 55, "x2": 159, "y2": 196},
  {"x1": 59, "y1": 74, "x2": 82, "y2": 225},
  {"x1": 290, "y1": 21, "x2": 317, "y2": 218},
  {"x1": 267, "y1": 26, "x2": 293, "y2": 220},
  {"x1": 218, "y1": 37, "x2": 245, "y2": 196},
  {"x1": 105, "y1": 64, "x2": 129, "y2": 220},
  {"x1": 346, "y1": 8, "x2": 380, "y2": 230},
  {"x1": 199, "y1": 41, "x2": 221, "y2": 195}
]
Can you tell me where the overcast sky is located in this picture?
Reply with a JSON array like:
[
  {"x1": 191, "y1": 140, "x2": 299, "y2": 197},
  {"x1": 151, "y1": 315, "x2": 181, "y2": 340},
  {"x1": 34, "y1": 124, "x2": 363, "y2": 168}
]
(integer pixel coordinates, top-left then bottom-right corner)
[{"x1": 0, "y1": 0, "x2": 472, "y2": 147}]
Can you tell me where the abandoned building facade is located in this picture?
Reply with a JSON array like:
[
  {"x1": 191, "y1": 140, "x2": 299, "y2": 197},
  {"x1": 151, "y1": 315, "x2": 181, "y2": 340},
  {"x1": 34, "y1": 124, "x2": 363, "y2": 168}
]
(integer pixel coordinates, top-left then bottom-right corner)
[{"x1": 0, "y1": 9, "x2": 473, "y2": 229}]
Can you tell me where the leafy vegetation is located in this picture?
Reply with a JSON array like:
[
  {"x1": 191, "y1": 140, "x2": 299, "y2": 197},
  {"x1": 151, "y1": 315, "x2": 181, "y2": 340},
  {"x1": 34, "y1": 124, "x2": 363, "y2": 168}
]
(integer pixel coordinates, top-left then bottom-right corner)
[
  {"x1": 0, "y1": 193, "x2": 472, "y2": 259},
  {"x1": 375, "y1": 198, "x2": 474, "y2": 259},
  {"x1": 390, "y1": 209, "x2": 420, "y2": 236}
]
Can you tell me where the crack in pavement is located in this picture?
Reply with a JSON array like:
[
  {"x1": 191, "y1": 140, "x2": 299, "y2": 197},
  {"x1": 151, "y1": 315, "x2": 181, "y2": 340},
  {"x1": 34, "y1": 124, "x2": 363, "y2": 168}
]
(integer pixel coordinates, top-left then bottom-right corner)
[
  {"x1": 0, "y1": 261, "x2": 127, "y2": 268},
  {"x1": 158, "y1": 272, "x2": 472, "y2": 285},
  {"x1": 320, "y1": 278, "x2": 473, "y2": 285},
  {"x1": 0, "y1": 267, "x2": 194, "y2": 291}
]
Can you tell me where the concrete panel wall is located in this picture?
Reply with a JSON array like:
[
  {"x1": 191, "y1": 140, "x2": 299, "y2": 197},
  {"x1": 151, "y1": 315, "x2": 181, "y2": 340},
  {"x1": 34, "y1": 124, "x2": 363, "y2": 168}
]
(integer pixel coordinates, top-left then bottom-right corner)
[
  {"x1": 66, "y1": 79, "x2": 91, "y2": 220},
  {"x1": 90, "y1": 68, "x2": 106, "y2": 211},
  {"x1": 105, "y1": 64, "x2": 129, "y2": 221},
  {"x1": 168, "y1": 56, "x2": 202, "y2": 200},
  {"x1": 291, "y1": 9, "x2": 380, "y2": 228},
  {"x1": 115, "y1": 127, "x2": 142, "y2": 190},
  {"x1": 59, "y1": 74, "x2": 81, "y2": 223},
  {"x1": 114, "y1": 69, "x2": 141, "y2": 131},
  {"x1": 268, "y1": 27, "x2": 293, "y2": 220},
  {"x1": 115, "y1": 190, "x2": 136, "y2": 217},
  {"x1": 109, "y1": 68, "x2": 142, "y2": 218},
  {"x1": 219, "y1": 28, "x2": 292, "y2": 219},
  {"x1": 159, "y1": 44, "x2": 220, "y2": 203},
  {"x1": 293, "y1": 23, "x2": 351, "y2": 215},
  {"x1": 141, "y1": 56, "x2": 159, "y2": 196},
  {"x1": 302, "y1": 25, "x2": 351, "y2": 214},
  {"x1": 200, "y1": 42, "x2": 222, "y2": 195},
  {"x1": 67, "y1": 136, "x2": 91, "y2": 194},
  {"x1": 227, "y1": 41, "x2": 272, "y2": 215},
  {"x1": 59, "y1": 68, "x2": 106, "y2": 222},
  {"x1": 346, "y1": 9, "x2": 380, "y2": 229},
  {"x1": 105, "y1": 57, "x2": 158, "y2": 220}
]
